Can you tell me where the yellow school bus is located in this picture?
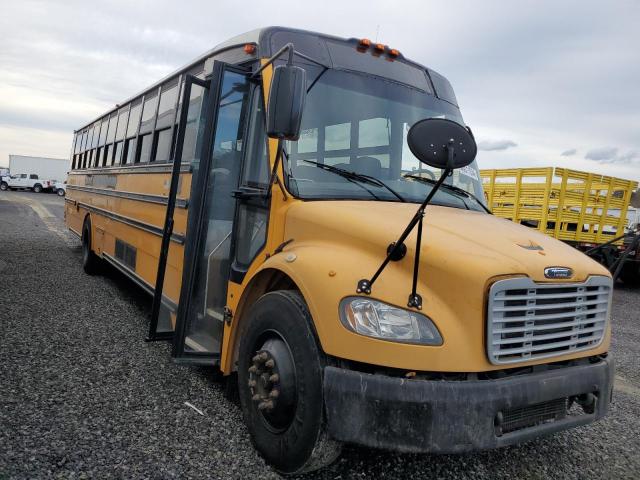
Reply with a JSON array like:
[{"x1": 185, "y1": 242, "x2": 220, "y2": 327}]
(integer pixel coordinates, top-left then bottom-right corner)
[{"x1": 66, "y1": 27, "x2": 614, "y2": 474}]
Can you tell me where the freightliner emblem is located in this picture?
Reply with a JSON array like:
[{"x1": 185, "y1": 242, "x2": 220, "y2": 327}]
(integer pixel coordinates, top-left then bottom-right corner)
[{"x1": 544, "y1": 266, "x2": 573, "y2": 279}]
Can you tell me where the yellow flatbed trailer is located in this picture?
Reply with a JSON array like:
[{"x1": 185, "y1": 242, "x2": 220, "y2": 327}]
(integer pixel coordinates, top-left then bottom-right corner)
[{"x1": 480, "y1": 167, "x2": 640, "y2": 284}]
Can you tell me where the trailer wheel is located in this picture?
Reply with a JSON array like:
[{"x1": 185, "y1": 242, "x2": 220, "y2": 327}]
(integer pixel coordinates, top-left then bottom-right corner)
[
  {"x1": 238, "y1": 290, "x2": 342, "y2": 475},
  {"x1": 0, "y1": 182, "x2": 8, "y2": 191},
  {"x1": 620, "y1": 263, "x2": 640, "y2": 287},
  {"x1": 33, "y1": 184, "x2": 43, "y2": 193},
  {"x1": 81, "y1": 218, "x2": 101, "y2": 275}
]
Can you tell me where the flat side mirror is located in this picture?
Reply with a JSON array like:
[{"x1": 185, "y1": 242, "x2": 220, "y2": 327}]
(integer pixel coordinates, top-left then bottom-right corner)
[
  {"x1": 407, "y1": 118, "x2": 477, "y2": 169},
  {"x1": 266, "y1": 64, "x2": 307, "y2": 140}
]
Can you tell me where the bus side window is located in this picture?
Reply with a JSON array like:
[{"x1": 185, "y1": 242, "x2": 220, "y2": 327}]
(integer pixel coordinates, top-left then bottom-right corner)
[{"x1": 235, "y1": 89, "x2": 269, "y2": 270}]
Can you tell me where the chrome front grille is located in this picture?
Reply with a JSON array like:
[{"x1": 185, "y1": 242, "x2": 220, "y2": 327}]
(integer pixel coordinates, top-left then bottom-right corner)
[{"x1": 487, "y1": 276, "x2": 612, "y2": 365}]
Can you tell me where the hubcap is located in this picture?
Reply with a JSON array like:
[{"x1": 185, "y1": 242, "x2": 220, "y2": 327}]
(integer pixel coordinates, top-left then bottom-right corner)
[{"x1": 248, "y1": 336, "x2": 296, "y2": 431}]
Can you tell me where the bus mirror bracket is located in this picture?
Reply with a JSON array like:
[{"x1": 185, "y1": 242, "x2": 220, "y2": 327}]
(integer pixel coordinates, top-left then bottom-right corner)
[{"x1": 356, "y1": 118, "x2": 478, "y2": 310}]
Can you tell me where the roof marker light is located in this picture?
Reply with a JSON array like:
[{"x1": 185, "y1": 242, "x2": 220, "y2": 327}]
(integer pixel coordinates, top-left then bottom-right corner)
[
  {"x1": 389, "y1": 48, "x2": 400, "y2": 57},
  {"x1": 244, "y1": 44, "x2": 256, "y2": 55}
]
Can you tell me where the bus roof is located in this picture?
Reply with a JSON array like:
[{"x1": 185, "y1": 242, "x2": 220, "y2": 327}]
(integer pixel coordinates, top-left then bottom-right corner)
[{"x1": 75, "y1": 26, "x2": 457, "y2": 132}]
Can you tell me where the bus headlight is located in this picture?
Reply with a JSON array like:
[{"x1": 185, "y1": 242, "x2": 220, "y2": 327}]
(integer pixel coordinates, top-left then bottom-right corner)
[{"x1": 339, "y1": 297, "x2": 443, "y2": 345}]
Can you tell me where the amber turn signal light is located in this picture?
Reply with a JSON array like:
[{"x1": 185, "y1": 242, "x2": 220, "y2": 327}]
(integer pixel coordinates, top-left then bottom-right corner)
[
  {"x1": 358, "y1": 38, "x2": 372, "y2": 49},
  {"x1": 244, "y1": 44, "x2": 256, "y2": 54}
]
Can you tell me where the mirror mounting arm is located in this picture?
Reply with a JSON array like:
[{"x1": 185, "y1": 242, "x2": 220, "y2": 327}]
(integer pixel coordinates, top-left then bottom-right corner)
[
  {"x1": 252, "y1": 43, "x2": 329, "y2": 79},
  {"x1": 265, "y1": 138, "x2": 288, "y2": 201},
  {"x1": 357, "y1": 164, "x2": 453, "y2": 308}
]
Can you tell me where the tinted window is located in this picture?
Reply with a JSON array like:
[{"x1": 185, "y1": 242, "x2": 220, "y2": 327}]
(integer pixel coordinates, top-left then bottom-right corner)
[
  {"x1": 102, "y1": 145, "x2": 110, "y2": 166},
  {"x1": 73, "y1": 133, "x2": 81, "y2": 153},
  {"x1": 106, "y1": 114, "x2": 117, "y2": 144},
  {"x1": 138, "y1": 133, "x2": 153, "y2": 163},
  {"x1": 80, "y1": 130, "x2": 88, "y2": 152},
  {"x1": 325, "y1": 122, "x2": 350, "y2": 151},
  {"x1": 126, "y1": 101, "x2": 142, "y2": 137},
  {"x1": 113, "y1": 141, "x2": 124, "y2": 165},
  {"x1": 124, "y1": 138, "x2": 137, "y2": 164},
  {"x1": 156, "y1": 83, "x2": 178, "y2": 129},
  {"x1": 155, "y1": 129, "x2": 172, "y2": 162},
  {"x1": 180, "y1": 81, "x2": 206, "y2": 164},
  {"x1": 139, "y1": 93, "x2": 158, "y2": 134},
  {"x1": 86, "y1": 127, "x2": 95, "y2": 150},
  {"x1": 325, "y1": 40, "x2": 433, "y2": 93},
  {"x1": 235, "y1": 204, "x2": 268, "y2": 267},
  {"x1": 99, "y1": 118, "x2": 108, "y2": 145},
  {"x1": 115, "y1": 107, "x2": 129, "y2": 140},
  {"x1": 428, "y1": 69, "x2": 458, "y2": 106},
  {"x1": 91, "y1": 122, "x2": 100, "y2": 148},
  {"x1": 241, "y1": 90, "x2": 269, "y2": 187},
  {"x1": 29, "y1": 174, "x2": 38, "y2": 179}
]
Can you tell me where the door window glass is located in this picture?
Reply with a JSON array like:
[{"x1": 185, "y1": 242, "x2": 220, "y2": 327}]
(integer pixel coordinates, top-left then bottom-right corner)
[
  {"x1": 241, "y1": 91, "x2": 269, "y2": 187},
  {"x1": 183, "y1": 70, "x2": 250, "y2": 355}
]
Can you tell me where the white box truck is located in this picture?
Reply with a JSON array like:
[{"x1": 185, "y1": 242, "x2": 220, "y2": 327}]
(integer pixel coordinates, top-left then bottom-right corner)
[
  {"x1": 0, "y1": 155, "x2": 68, "y2": 193},
  {"x1": 7, "y1": 155, "x2": 68, "y2": 182}
]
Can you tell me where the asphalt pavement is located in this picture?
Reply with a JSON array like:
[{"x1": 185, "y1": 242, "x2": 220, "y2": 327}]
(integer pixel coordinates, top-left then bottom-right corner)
[{"x1": 1, "y1": 191, "x2": 639, "y2": 479}]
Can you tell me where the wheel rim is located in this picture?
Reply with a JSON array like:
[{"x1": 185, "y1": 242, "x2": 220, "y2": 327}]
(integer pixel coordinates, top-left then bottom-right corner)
[{"x1": 247, "y1": 332, "x2": 297, "y2": 432}]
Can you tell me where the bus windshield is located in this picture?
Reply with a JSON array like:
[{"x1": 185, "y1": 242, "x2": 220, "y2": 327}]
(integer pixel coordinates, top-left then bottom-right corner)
[{"x1": 284, "y1": 69, "x2": 485, "y2": 210}]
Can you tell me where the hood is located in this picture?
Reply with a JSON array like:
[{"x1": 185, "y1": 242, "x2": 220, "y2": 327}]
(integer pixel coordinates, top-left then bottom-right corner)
[{"x1": 284, "y1": 200, "x2": 610, "y2": 283}]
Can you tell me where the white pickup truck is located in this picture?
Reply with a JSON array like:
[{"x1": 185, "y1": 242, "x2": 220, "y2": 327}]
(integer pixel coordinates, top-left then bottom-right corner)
[{"x1": 0, "y1": 174, "x2": 57, "y2": 193}]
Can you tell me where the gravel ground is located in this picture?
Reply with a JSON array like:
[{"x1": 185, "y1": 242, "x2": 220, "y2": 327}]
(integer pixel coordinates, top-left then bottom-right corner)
[{"x1": 1, "y1": 191, "x2": 639, "y2": 479}]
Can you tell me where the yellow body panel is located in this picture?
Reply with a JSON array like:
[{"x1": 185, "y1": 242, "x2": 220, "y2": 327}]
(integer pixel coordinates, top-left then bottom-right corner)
[
  {"x1": 480, "y1": 167, "x2": 638, "y2": 245},
  {"x1": 65, "y1": 168, "x2": 191, "y2": 305},
  {"x1": 225, "y1": 200, "x2": 611, "y2": 373}
]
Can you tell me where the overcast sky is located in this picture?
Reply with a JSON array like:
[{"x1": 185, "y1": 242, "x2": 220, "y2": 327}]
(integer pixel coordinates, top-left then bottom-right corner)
[{"x1": 1, "y1": 0, "x2": 638, "y2": 181}]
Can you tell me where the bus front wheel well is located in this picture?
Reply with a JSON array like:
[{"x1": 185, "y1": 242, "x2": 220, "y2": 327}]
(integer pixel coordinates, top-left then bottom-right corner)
[{"x1": 228, "y1": 269, "x2": 301, "y2": 372}]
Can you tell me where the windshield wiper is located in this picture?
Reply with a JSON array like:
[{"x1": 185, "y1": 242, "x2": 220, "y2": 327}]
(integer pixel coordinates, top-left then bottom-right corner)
[
  {"x1": 304, "y1": 160, "x2": 406, "y2": 202},
  {"x1": 403, "y1": 173, "x2": 490, "y2": 212}
]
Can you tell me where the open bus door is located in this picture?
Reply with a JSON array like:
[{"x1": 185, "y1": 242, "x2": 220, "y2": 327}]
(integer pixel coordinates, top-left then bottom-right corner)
[{"x1": 149, "y1": 61, "x2": 252, "y2": 364}]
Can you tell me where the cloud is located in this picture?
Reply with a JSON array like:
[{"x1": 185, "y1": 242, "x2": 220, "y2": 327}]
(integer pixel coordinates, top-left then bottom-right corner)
[
  {"x1": 477, "y1": 139, "x2": 518, "y2": 151},
  {"x1": 585, "y1": 147, "x2": 639, "y2": 164},
  {"x1": 561, "y1": 148, "x2": 577, "y2": 156},
  {"x1": 585, "y1": 146, "x2": 618, "y2": 161},
  {"x1": 617, "y1": 151, "x2": 639, "y2": 163}
]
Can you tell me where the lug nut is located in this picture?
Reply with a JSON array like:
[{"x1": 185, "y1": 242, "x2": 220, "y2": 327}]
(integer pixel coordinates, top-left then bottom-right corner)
[
  {"x1": 252, "y1": 352, "x2": 268, "y2": 363},
  {"x1": 248, "y1": 379, "x2": 256, "y2": 388},
  {"x1": 248, "y1": 365, "x2": 258, "y2": 374},
  {"x1": 269, "y1": 389, "x2": 280, "y2": 399},
  {"x1": 265, "y1": 359, "x2": 275, "y2": 368},
  {"x1": 269, "y1": 374, "x2": 279, "y2": 383},
  {"x1": 258, "y1": 400, "x2": 274, "y2": 411},
  {"x1": 251, "y1": 394, "x2": 261, "y2": 402}
]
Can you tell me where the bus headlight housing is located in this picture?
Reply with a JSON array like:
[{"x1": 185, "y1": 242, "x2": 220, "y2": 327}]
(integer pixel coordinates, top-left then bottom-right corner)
[{"x1": 339, "y1": 297, "x2": 443, "y2": 345}]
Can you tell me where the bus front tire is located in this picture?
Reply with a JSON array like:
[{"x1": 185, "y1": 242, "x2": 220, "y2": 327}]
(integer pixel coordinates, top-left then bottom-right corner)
[
  {"x1": 238, "y1": 290, "x2": 342, "y2": 475},
  {"x1": 82, "y1": 220, "x2": 101, "y2": 275}
]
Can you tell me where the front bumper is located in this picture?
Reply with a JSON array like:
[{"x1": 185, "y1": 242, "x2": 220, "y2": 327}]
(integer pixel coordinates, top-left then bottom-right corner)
[{"x1": 323, "y1": 357, "x2": 613, "y2": 453}]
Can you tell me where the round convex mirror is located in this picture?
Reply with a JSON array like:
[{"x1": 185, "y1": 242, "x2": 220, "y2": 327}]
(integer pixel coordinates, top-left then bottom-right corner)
[{"x1": 407, "y1": 118, "x2": 477, "y2": 169}]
